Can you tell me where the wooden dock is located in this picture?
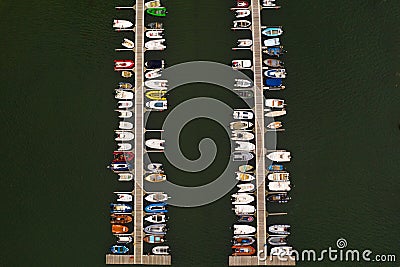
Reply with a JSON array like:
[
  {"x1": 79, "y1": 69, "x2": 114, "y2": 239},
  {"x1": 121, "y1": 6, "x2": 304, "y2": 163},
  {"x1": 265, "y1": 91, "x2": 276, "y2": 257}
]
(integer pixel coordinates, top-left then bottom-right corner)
[
  {"x1": 229, "y1": 256, "x2": 295, "y2": 266},
  {"x1": 106, "y1": 255, "x2": 171, "y2": 265}
]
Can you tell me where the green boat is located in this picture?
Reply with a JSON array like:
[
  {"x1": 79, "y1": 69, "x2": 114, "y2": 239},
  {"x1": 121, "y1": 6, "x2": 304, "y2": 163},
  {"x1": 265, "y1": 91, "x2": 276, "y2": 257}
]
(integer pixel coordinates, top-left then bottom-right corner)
[{"x1": 147, "y1": 7, "x2": 167, "y2": 17}]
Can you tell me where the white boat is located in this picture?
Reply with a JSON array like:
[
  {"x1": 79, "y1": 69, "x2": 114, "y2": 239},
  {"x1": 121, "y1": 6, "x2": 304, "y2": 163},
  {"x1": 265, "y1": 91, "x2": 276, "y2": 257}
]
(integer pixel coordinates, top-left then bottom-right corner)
[
  {"x1": 232, "y1": 151, "x2": 254, "y2": 161},
  {"x1": 113, "y1": 19, "x2": 133, "y2": 29},
  {"x1": 268, "y1": 172, "x2": 290, "y2": 181},
  {"x1": 121, "y1": 71, "x2": 133, "y2": 78},
  {"x1": 263, "y1": 38, "x2": 280, "y2": 47},
  {"x1": 145, "y1": 69, "x2": 162, "y2": 79},
  {"x1": 235, "y1": 9, "x2": 251, "y2": 18},
  {"x1": 117, "y1": 143, "x2": 132, "y2": 151},
  {"x1": 231, "y1": 131, "x2": 254, "y2": 141},
  {"x1": 234, "y1": 205, "x2": 255, "y2": 215},
  {"x1": 145, "y1": 174, "x2": 167, "y2": 183},
  {"x1": 147, "y1": 163, "x2": 163, "y2": 173},
  {"x1": 118, "y1": 173, "x2": 133, "y2": 181},
  {"x1": 235, "y1": 141, "x2": 255, "y2": 151},
  {"x1": 232, "y1": 59, "x2": 252, "y2": 69},
  {"x1": 236, "y1": 172, "x2": 255, "y2": 182},
  {"x1": 265, "y1": 109, "x2": 286, "y2": 118},
  {"x1": 145, "y1": 100, "x2": 167, "y2": 110},
  {"x1": 116, "y1": 110, "x2": 133, "y2": 119},
  {"x1": 234, "y1": 78, "x2": 252, "y2": 88},
  {"x1": 238, "y1": 165, "x2": 254, "y2": 172},
  {"x1": 237, "y1": 39, "x2": 252, "y2": 47},
  {"x1": 152, "y1": 246, "x2": 170, "y2": 255},
  {"x1": 122, "y1": 38, "x2": 134, "y2": 48},
  {"x1": 270, "y1": 246, "x2": 293, "y2": 256},
  {"x1": 119, "y1": 121, "x2": 133, "y2": 130},
  {"x1": 230, "y1": 121, "x2": 253, "y2": 130},
  {"x1": 146, "y1": 30, "x2": 163, "y2": 39},
  {"x1": 115, "y1": 131, "x2": 134, "y2": 141},
  {"x1": 265, "y1": 99, "x2": 285, "y2": 108},
  {"x1": 268, "y1": 181, "x2": 291, "y2": 191},
  {"x1": 233, "y1": 110, "x2": 254, "y2": 120},
  {"x1": 145, "y1": 39, "x2": 166, "y2": 50},
  {"x1": 233, "y1": 20, "x2": 251, "y2": 28},
  {"x1": 117, "y1": 100, "x2": 133, "y2": 109},
  {"x1": 232, "y1": 193, "x2": 254, "y2": 204},
  {"x1": 145, "y1": 193, "x2": 169, "y2": 203},
  {"x1": 145, "y1": 214, "x2": 168, "y2": 223},
  {"x1": 264, "y1": 69, "x2": 287, "y2": 78},
  {"x1": 267, "y1": 151, "x2": 291, "y2": 162},
  {"x1": 145, "y1": 139, "x2": 165, "y2": 150},
  {"x1": 116, "y1": 193, "x2": 132, "y2": 202},
  {"x1": 116, "y1": 236, "x2": 133, "y2": 244},
  {"x1": 145, "y1": 79, "x2": 168, "y2": 89},
  {"x1": 233, "y1": 224, "x2": 256, "y2": 235},
  {"x1": 115, "y1": 90, "x2": 134, "y2": 100},
  {"x1": 267, "y1": 121, "x2": 282, "y2": 129},
  {"x1": 269, "y1": 224, "x2": 291, "y2": 235},
  {"x1": 237, "y1": 183, "x2": 255, "y2": 193},
  {"x1": 263, "y1": 0, "x2": 280, "y2": 8},
  {"x1": 145, "y1": 0, "x2": 161, "y2": 8}
]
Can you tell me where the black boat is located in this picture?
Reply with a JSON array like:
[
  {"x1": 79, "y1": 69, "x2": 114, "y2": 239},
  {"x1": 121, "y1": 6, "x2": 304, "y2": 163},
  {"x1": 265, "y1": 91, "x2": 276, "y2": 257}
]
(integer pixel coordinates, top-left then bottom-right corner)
[
  {"x1": 267, "y1": 193, "x2": 291, "y2": 203},
  {"x1": 145, "y1": 60, "x2": 165, "y2": 69}
]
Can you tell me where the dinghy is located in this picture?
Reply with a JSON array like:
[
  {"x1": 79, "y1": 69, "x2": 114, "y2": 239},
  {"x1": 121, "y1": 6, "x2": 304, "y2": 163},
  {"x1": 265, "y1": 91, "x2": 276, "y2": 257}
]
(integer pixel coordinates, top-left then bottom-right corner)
[
  {"x1": 117, "y1": 143, "x2": 132, "y2": 151},
  {"x1": 146, "y1": 30, "x2": 163, "y2": 39},
  {"x1": 233, "y1": 20, "x2": 251, "y2": 28},
  {"x1": 237, "y1": 215, "x2": 254, "y2": 223},
  {"x1": 145, "y1": 139, "x2": 165, "y2": 150},
  {"x1": 147, "y1": 7, "x2": 167, "y2": 17},
  {"x1": 233, "y1": 110, "x2": 253, "y2": 120},
  {"x1": 236, "y1": 172, "x2": 255, "y2": 182},
  {"x1": 113, "y1": 20, "x2": 133, "y2": 29},
  {"x1": 269, "y1": 224, "x2": 291, "y2": 235},
  {"x1": 268, "y1": 236, "x2": 288, "y2": 246},
  {"x1": 115, "y1": 130, "x2": 134, "y2": 141},
  {"x1": 233, "y1": 224, "x2": 256, "y2": 235},
  {"x1": 231, "y1": 131, "x2": 254, "y2": 141},
  {"x1": 117, "y1": 101, "x2": 133, "y2": 109},
  {"x1": 115, "y1": 90, "x2": 134, "y2": 100},
  {"x1": 145, "y1": 214, "x2": 168, "y2": 223},
  {"x1": 119, "y1": 121, "x2": 133, "y2": 130},
  {"x1": 145, "y1": 100, "x2": 167, "y2": 110},
  {"x1": 145, "y1": 79, "x2": 168, "y2": 89},
  {"x1": 232, "y1": 246, "x2": 256, "y2": 256},
  {"x1": 235, "y1": 9, "x2": 250, "y2": 18},
  {"x1": 116, "y1": 236, "x2": 132, "y2": 244},
  {"x1": 118, "y1": 82, "x2": 133, "y2": 89},
  {"x1": 232, "y1": 59, "x2": 252, "y2": 69},
  {"x1": 230, "y1": 121, "x2": 253, "y2": 130},
  {"x1": 110, "y1": 245, "x2": 129, "y2": 254},
  {"x1": 116, "y1": 193, "x2": 132, "y2": 202},
  {"x1": 112, "y1": 224, "x2": 129, "y2": 234},
  {"x1": 234, "y1": 205, "x2": 255, "y2": 215},
  {"x1": 117, "y1": 173, "x2": 133, "y2": 181},
  {"x1": 268, "y1": 172, "x2": 290, "y2": 181},
  {"x1": 267, "y1": 121, "x2": 282, "y2": 129},
  {"x1": 110, "y1": 203, "x2": 132, "y2": 213},
  {"x1": 114, "y1": 60, "x2": 134, "y2": 70},
  {"x1": 265, "y1": 99, "x2": 285, "y2": 108},
  {"x1": 238, "y1": 165, "x2": 254, "y2": 172},
  {"x1": 235, "y1": 141, "x2": 255, "y2": 151},
  {"x1": 110, "y1": 214, "x2": 132, "y2": 224},
  {"x1": 145, "y1": 69, "x2": 162, "y2": 79},
  {"x1": 143, "y1": 235, "x2": 165, "y2": 244},
  {"x1": 237, "y1": 183, "x2": 255, "y2": 193},
  {"x1": 121, "y1": 38, "x2": 134, "y2": 48},
  {"x1": 264, "y1": 69, "x2": 287, "y2": 78},
  {"x1": 145, "y1": 193, "x2": 169, "y2": 203},
  {"x1": 232, "y1": 235, "x2": 255, "y2": 246},
  {"x1": 145, "y1": 39, "x2": 166, "y2": 50},
  {"x1": 232, "y1": 151, "x2": 254, "y2": 161},
  {"x1": 152, "y1": 246, "x2": 170, "y2": 255},
  {"x1": 145, "y1": 203, "x2": 168, "y2": 213},
  {"x1": 264, "y1": 59, "x2": 284, "y2": 68},
  {"x1": 263, "y1": 38, "x2": 280, "y2": 47},
  {"x1": 147, "y1": 163, "x2": 163, "y2": 173},
  {"x1": 262, "y1": 27, "x2": 283, "y2": 37},
  {"x1": 145, "y1": 174, "x2": 167, "y2": 183},
  {"x1": 144, "y1": 224, "x2": 167, "y2": 235},
  {"x1": 237, "y1": 39, "x2": 252, "y2": 47},
  {"x1": 265, "y1": 109, "x2": 286, "y2": 118},
  {"x1": 267, "y1": 193, "x2": 291, "y2": 203},
  {"x1": 145, "y1": 90, "x2": 167, "y2": 100},
  {"x1": 232, "y1": 193, "x2": 254, "y2": 204},
  {"x1": 268, "y1": 181, "x2": 291, "y2": 191},
  {"x1": 267, "y1": 151, "x2": 291, "y2": 162}
]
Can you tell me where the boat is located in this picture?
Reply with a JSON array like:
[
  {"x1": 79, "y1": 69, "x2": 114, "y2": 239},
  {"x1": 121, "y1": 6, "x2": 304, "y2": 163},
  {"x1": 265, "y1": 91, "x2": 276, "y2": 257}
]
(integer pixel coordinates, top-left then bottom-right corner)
[
  {"x1": 238, "y1": 165, "x2": 254, "y2": 172},
  {"x1": 108, "y1": 163, "x2": 132, "y2": 172},
  {"x1": 237, "y1": 39, "x2": 252, "y2": 47},
  {"x1": 145, "y1": 174, "x2": 167, "y2": 183},
  {"x1": 117, "y1": 143, "x2": 132, "y2": 151},
  {"x1": 145, "y1": 69, "x2": 162, "y2": 79},
  {"x1": 233, "y1": 225, "x2": 256, "y2": 235},
  {"x1": 268, "y1": 172, "x2": 289, "y2": 181},
  {"x1": 145, "y1": 100, "x2": 168, "y2": 110},
  {"x1": 116, "y1": 236, "x2": 132, "y2": 244},
  {"x1": 234, "y1": 78, "x2": 252, "y2": 88},
  {"x1": 115, "y1": 130, "x2": 134, "y2": 141},
  {"x1": 267, "y1": 121, "x2": 282, "y2": 129},
  {"x1": 231, "y1": 193, "x2": 254, "y2": 204},
  {"x1": 147, "y1": 7, "x2": 167, "y2": 17},
  {"x1": 264, "y1": 69, "x2": 286, "y2": 78},
  {"x1": 121, "y1": 71, "x2": 133, "y2": 78},
  {"x1": 145, "y1": 90, "x2": 167, "y2": 100},
  {"x1": 144, "y1": 235, "x2": 165, "y2": 244},
  {"x1": 267, "y1": 193, "x2": 291, "y2": 203},
  {"x1": 232, "y1": 59, "x2": 252, "y2": 69},
  {"x1": 268, "y1": 236, "x2": 288, "y2": 246},
  {"x1": 121, "y1": 38, "x2": 134, "y2": 48},
  {"x1": 263, "y1": 46, "x2": 286, "y2": 57},
  {"x1": 234, "y1": 205, "x2": 255, "y2": 215},
  {"x1": 232, "y1": 151, "x2": 254, "y2": 161},
  {"x1": 152, "y1": 246, "x2": 170, "y2": 255},
  {"x1": 112, "y1": 224, "x2": 129, "y2": 234},
  {"x1": 111, "y1": 214, "x2": 132, "y2": 224},
  {"x1": 110, "y1": 203, "x2": 133, "y2": 213},
  {"x1": 119, "y1": 82, "x2": 133, "y2": 89},
  {"x1": 116, "y1": 193, "x2": 133, "y2": 202},
  {"x1": 233, "y1": 110, "x2": 253, "y2": 120},
  {"x1": 145, "y1": 193, "x2": 169, "y2": 203},
  {"x1": 235, "y1": 9, "x2": 250, "y2": 18},
  {"x1": 263, "y1": 59, "x2": 284, "y2": 68},
  {"x1": 117, "y1": 173, "x2": 133, "y2": 181},
  {"x1": 110, "y1": 245, "x2": 129, "y2": 254},
  {"x1": 145, "y1": 79, "x2": 168, "y2": 89},
  {"x1": 235, "y1": 141, "x2": 255, "y2": 151},
  {"x1": 145, "y1": 203, "x2": 168, "y2": 213},
  {"x1": 145, "y1": 139, "x2": 165, "y2": 150},
  {"x1": 144, "y1": 224, "x2": 167, "y2": 235},
  {"x1": 269, "y1": 224, "x2": 291, "y2": 235},
  {"x1": 236, "y1": 0, "x2": 249, "y2": 8},
  {"x1": 237, "y1": 183, "x2": 255, "y2": 193},
  {"x1": 237, "y1": 215, "x2": 254, "y2": 223},
  {"x1": 234, "y1": 89, "x2": 254, "y2": 99},
  {"x1": 145, "y1": 39, "x2": 166, "y2": 50},
  {"x1": 145, "y1": 214, "x2": 168, "y2": 223},
  {"x1": 264, "y1": 78, "x2": 284, "y2": 90},
  {"x1": 232, "y1": 246, "x2": 256, "y2": 256},
  {"x1": 119, "y1": 121, "x2": 133, "y2": 130},
  {"x1": 233, "y1": 20, "x2": 251, "y2": 28},
  {"x1": 265, "y1": 109, "x2": 286, "y2": 118},
  {"x1": 265, "y1": 99, "x2": 285, "y2": 108},
  {"x1": 114, "y1": 60, "x2": 134, "y2": 70},
  {"x1": 236, "y1": 172, "x2": 255, "y2": 182},
  {"x1": 230, "y1": 121, "x2": 253, "y2": 130},
  {"x1": 117, "y1": 101, "x2": 133, "y2": 109},
  {"x1": 270, "y1": 246, "x2": 293, "y2": 256},
  {"x1": 147, "y1": 22, "x2": 163, "y2": 29},
  {"x1": 113, "y1": 20, "x2": 133, "y2": 29},
  {"x1": 145, "y1": 59, "x2": 165, "y2": 69},
  {"x1": 146, "y1": 30, "x2": 163, "y2": 38},
  {"x1": 263, "y1": 0, "x2": 281, "y2": 8},
  {"x1": 115, "y1": 90, "x2": 134, "y2": 100},
  {"x1": 112, "y1": 151, "x2": 134, "y2": 162},
  {"x1": 263, "y1": 38, "x2": 280, "y2": 47},
  {"x1": 262, "y1": 27, "x2": 283, "y2": 37},
  {"x1": 232, "y1": 235, "x2": 255, "y2": 246},
  {"x1": 145, "y1": 0, "x2": 161, "y2": 9},
  {"x1": 268, "y1": 181, "x2": 291, "y2": 191},
  {"x1": 267, "y1": 151, "x2": 291, "y2": 162},
  {"x1": 231, "y1": 131, "x2": 254, "y2": 141},
  {"x1": 147, "y1": 163, "x2": 163, "y2": 173}
]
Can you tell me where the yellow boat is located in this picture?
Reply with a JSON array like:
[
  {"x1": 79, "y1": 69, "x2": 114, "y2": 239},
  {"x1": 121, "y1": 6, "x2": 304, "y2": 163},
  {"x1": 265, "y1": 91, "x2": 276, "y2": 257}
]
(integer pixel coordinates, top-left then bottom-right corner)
[{"x1": 145, "y1": 90, "x2": 167, "y2": 100}]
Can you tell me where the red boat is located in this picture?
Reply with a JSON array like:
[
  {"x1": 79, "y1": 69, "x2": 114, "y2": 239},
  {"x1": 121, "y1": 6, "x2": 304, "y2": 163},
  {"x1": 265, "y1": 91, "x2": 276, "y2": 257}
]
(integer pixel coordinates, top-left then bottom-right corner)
[
  {"x1": 232, "y1": 245, "x2": 256, "y2": 256},
  {"x1": 114, "y1": 60, "x2": 134, "y2": 71},
  {"x1": 236, "y1": 1, "x2": 249, "y2": 8},
  {"x1": 113, "y1": 151, "x2": 134, "y2": 162}
]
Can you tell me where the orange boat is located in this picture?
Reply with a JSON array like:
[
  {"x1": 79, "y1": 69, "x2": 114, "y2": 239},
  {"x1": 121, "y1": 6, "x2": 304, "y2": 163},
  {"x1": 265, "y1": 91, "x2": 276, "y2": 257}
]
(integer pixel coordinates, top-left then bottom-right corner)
[
  {"x1": 112, "y1": 224, "x2": 129, "y2": 234},
  {"x1": 232, "y1": 245, "x2": 256, "y2": 256},
  {"x1": 110, "y1": 214, "x2": 132, "y2": 224}
]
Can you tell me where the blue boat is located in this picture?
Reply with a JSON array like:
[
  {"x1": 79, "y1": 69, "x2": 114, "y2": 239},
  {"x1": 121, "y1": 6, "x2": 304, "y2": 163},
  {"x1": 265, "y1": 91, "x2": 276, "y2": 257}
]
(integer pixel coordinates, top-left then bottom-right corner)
[
  {"x1": 110, "y1": 203, "x2": 132, "y2": 213},
  {"x1": 265, "y1": 78, "x2": 282, "y2": 87},
  {"x1": 262, "y1": 27, "x2": 283, "y2": 37},
  {"x1": 268, "y1": 164, "x2": 284, "y2": 171},
  {"x1": 264, "y1": 69, "x2": 286, "y2": 79},
  {"x1": 110, "y1": 245, "x2": 129, "y2": 254},
  {"x1": 263, "y1": 46, "x2": 286, "y2": 57},
  {"x1": 145, "y1": 202, "x2": 168, "y2": 213},
  {"x1": 145, "y1": 60, "x2": 164, "y2": 69},
  {"x1": 108, "y1": 163, "x2": 132, "y2": 172}
]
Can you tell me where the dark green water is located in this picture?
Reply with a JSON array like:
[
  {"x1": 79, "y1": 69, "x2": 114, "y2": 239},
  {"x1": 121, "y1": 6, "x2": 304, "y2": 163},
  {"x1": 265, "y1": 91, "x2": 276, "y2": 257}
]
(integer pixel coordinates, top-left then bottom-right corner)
[{"x1": 1, "y1": 0, "x2": 399, "y2": 266}]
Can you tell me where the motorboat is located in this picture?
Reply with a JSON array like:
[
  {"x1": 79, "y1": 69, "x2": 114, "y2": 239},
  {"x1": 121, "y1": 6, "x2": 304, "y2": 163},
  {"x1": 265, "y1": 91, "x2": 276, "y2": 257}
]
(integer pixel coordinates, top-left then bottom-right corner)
[
  {"x1": 236, "y1": 172, "x2": 255, "y2": 182},
  {"x1": 270, "y1": 246, "x2": 293, "y2": 257},
  {"x1": 263, "y1": 59, "x2": 284, "y2": 68},
  {"x1": 144, "y1": 224, "x2": 167, "y2": 235},
  {"x1": 263, "y1": 0, "x2": 281, "y2": 9},
  {"x1": 112, "y1": 151, "x2": 134, "y2": 162},
  {"x1": 145, "y1": 69, "x2": 162, "y2": 79},
  {"x1": 237, "y1": 39, "x2": 252, "y2": 47},
  {"x1": 145, "y1": 193, "x2": 169, "y2": 203},
  {"x1": 268, "y1": 181, "x2": 291, "y2": 191},
  {"x1": 234, "y1": 89, "x2": 254, "y2": 99},
  {"x1": 147, "y1": 22, "x2": 163, "y2": 29},
  {"x1": 237, "y1": 215, "x2": 254, "y2": 223},
  {"x1": 115, "y1": 90, "x2": 134, "y2": 100},
  {"x1": 110, "y1": 245, "x2": 129, "y2": 254},
  {"x1": 121, "y1": 71, "x2": 133, "y2": 78},
  {"x1": 152, "y1": 246, "x2": 170, "y2": 255},
  {"x1": 268, "y1": 172, "x2": 290, "y2": 181},
  {"x1": 144, "y1": 235, "x2": 165, "y2": 244},
  {"x1": 145, "y1": 0, "x2": 161, "y2": 9},
  {"x1": 145, "y1": 203, "x2": 168, "y2": 213},
  {"x1": 267, "y1": 193, "x2": 291, "y2": 203},
  {"x1": 232, "y1": 235, "x2": 255, "y2": 246},
  {"x1": 231, "y1": 131, "x2": 254, "y2": 141},
  {"x1": 236, "y1": 0, "x2": 249, "y2": 8},
  {"x1": 264, "y1": 69, "x2": 287, "y2": 78},
  {"x1": 268, "y1": 164, "x2": 284, "y2": 171},
  {"x1": 269, "y1": 224, "x2": 291, "y2": 235},
  {"x1": 108, "y1": 163, "x2": 132, "y2": 172},
  {"x1": 117, "y1": 143, "x2": 132, "y2": 151},
  {"x1": 116, "y1": 193, "x2": 133, "y2": 202},
  {"x1": 121, "y1": 38, "x2": 134, "y2": 49},
  {"x1": 145, "y1": 90, "x2": 167, "y2": 100},
  {"x1": 232, "y1": 246, "x2": 256, "y2": 256},
  {"x1": 145, "y1": 214, "x2": 168, "y2": 223},
  {"x1": 117, "y1": 101, "x2": 133, "y2": 109},
  {"x1": 234, "y1": 78, "x2": 252, "y2": 88},
  {"x1": 110, "y1": 203, "x2": 132, "y2": 213},
  {"x1": 147, "y1": 7, "x2": 167, "y2": 17},
  {"x1": 233, "y1": 110, "x2": 253, "y2": 120},
  {"x1": 145, "y1": 39, "x2": 166, "y2": 50},
  {"x1": 232, "y1": 59, "x2": 252, "y2": 69},
  {"x1": 147, "y1": 163, "x2": 163, "y2": 173},
  {"x1": 262, "y1": 27, "x2": 283, "y2": 36},
  {"x1": 145, "y1": 174, "x2": 167, "y2": 183},
  {"x1": 231, "y1": 193, "x2": 254, "y2": 204},
  {"x1": 145, "y1": 79, "x2": 168, "y2": 89},
  {"x1": 110, "y1": 214, "x2": 132, "y2": 224},
  {"x1": 234, "y1": 205, "x2": 255, "y2": 215},
  {"x1": 115, "y1": 130, "x2": 134, "y2": 141},
  {"x1": 265, "y1": 99, "x2": 285, "y2": 108},
  {"x1": 267, "y1": 121, "x2": 282, "y2": 129},
  {"x1": 233, "y1": 225, "x2": 256, "y2": 235},
  {"x1": 113, "y1": 20, "x2": 133, "y2": 29},
  {"x1": 234, "y1": 141, "x2": 255, "y2": 151},
  {"x1": 119, "y1": 121, "x2": 133, "y2": 130},
  {"x1": 118, "y1": 82, "x2": 133, "y2": 89},
  {"x1": 237, "y1": 183, "x2": 255, "y2": 193},
  {"x1": 268, "y1": 236, "x2": 288, "y2": 246},
  {"x1": 116, "y1": 236, "x2": 132, "y2": 244},
  {"x1": 265, "y1": 109, "x2": 286, "y2": 118},
  {"x1": 145, "y1": 100, "x2": 168, "y2": 110},
  {"x1": 233, "y1": 20, "x2": 251, "y2": 28},
  {"x1": 112, "y1": 224, "x2": 129, "y2": 234},
  {"x1": 145, "y1": 139, "x2": 165, "y2": 150},
  {"x1": 230, "y1": 121, "x2": 253, "y2": 130},
  {"x1": 114, "y1": 60, "x2": 134, "y2": 70},
  {"x1": 146, "y1": 30, "x2": 163, "y2": 38},
  {"x1": 263, "y1": 38, "x2": 280, "y2": 47},
  {"x1": 235, "y1": 9, "x2": 250, "y2": 18},
  {"x1": 238, "y1": 165, "x2": 254, "y2": 172},
  {"x1": 145, "y1": 60, "x2": 165, "y2": 69},
  {"x1": 267, "y1": 151, "x2": 291, "y2": 162},
  {"x1": 117, "y1": 173, "x2": 133, "y2": 181},
  {"x1": 232, "y1": 151, "x2": 254, "y2": 161},
  {"x1": 264, "y1": 78, "x2": 284, "y2": 90},
  {"x1": 263, "y1": 46, "x2": 286, "y2": 57}
]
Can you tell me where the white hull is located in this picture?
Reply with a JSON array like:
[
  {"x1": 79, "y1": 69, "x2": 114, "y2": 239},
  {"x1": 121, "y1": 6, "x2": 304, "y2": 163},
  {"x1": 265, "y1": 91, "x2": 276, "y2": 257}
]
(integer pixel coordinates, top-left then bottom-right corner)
[
  {"x1": 237, "y1": 39, "x2": 252, "y2": 47},
  {"x1": 122, "y1": 38, "x2": 134, "y2": 48},
  {"x1": 116, "y1": 236, "x2": 133, "y2": 244},
  {"x1": 145, "y1": 0, "x2": 161, "y2": 9},
  {"x1": 145, "y1": 193, "x2": 169, "y2": 202},
  {"x1": 118, "y1": 173, "x2": 133, "y2": 181},
  {"x1": 145, "y1": 214, "x2": 167, "y2": 223},
  {"x1": 232, "y1": 193, "x2": 254, "y2": 204},
  {"x1": 267, "y1": 151, "x2": 291, "y2": 162},
  {"x1": 270, "y1": 246, "x2": 293, "y2": 256},
  {"x1": 232, "y1": 59, "x2": 252, "y2": 69},
  {"x1": 145, "y1": 69, "x2": 162, "y2": 79},
  {"x1": 237, "y1": 183, "x2": 255, "y2": 192},
  {"x1": 268, "y1": 172, "x2": 290, "y2": 181},
  {"x1": 115, "y1": 90, "x2": 134, "y2": 100},
  {"x1": 231, "y1": 131, "x2": 254, "y2": 141},
  {"x1": 113, "y1": 20, "x2": 133, "y2": 29},
  {"x1": 265, "y1": 99, "x2": 285, "y2": 108},
  {"x1": 265, "y1": 109, "x2": 286, "y2": 118},
  {"x1": 145, "y1": 80, "x2": 168, "y2": 89},
  {"x1": 147, "y1": 163, "x2": 163, "y2": 173},
  {"x1": 145, "y1": 139, "x2": 165, "y2": 150},
  {"x1": 152, "y1": 246, "x2": 169, "y2": 255},
  {"x1": 236, "y1": 172, "x2": 255, "y2": 182},
  {"x1": 116, "y1": 193, "x2": 133, "y2": 202},
  {"x1": 233, "y1": 224, "x2": 256, "y2": 235},
  {"x1": 145, "y1": 174, "x2": 167, "y2": 183},
  {"x1": 233, "y1": 20, "x2": 251, "y2": 28},
  {"x1": 119, "y1": 121, "x2": 133, "y2": 130},
  {"x1": 235, "y1": 141, "x2": 255, "y2": 151},
  {"x1": 234, "y1": 205, "x2": 255, "y2": 215},
  {"x1": 117, "y1": 143, "x2": 132, "y2": 151},
  {"x1": 233, "y1": 110, "x2": 254, "y2": 120},
  {"x1": 145, "y1": 100, "x2": 168, "y2": 110},
  {"x1": 269, "y1": 181, "x2": 291, "y2": 191},
  {"x1": 146, "y1": 30, "x2": 163, "y2": 39},
  {"x1": 117, "y1": 100, "x2": 133, "y2": 109},
  {"x1": 230, "y1": 121, "x2": 253, "y2": 130},
  {"x1": 115, "y1": 131, "x2": 135, "y2": 141},
  {"x1": 145, "y1": 39, "x2": 166, "y2": 50},
  {"x1": 263, "y1": 38, "x2": 280, "y2": 47},
  {"x1": 235, "y1": 9, "x2": 251, "y2": 18},
  {"x1": 234, "y1": 78, "x2": 252, "y2": 88},
  {"x1": 266, "y1": 121, "x2": 282, "y2": 129}
]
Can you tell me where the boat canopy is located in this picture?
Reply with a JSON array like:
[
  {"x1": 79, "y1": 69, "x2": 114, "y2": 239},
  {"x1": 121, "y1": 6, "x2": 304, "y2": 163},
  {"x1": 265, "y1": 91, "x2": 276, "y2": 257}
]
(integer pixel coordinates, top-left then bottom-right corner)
[{"x1": 265, "y1": 78, "x2": 282, "y2": 86}]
